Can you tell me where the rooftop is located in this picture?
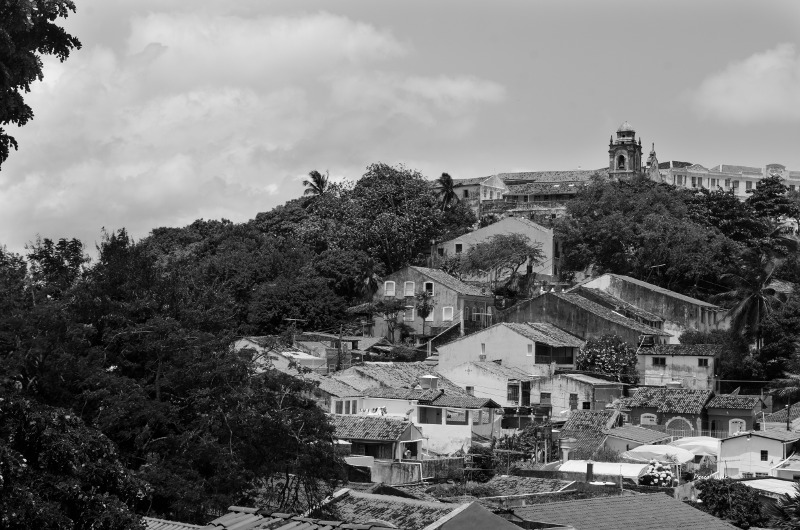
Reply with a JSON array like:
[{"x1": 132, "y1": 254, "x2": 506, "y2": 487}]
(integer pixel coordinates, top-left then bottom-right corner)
[
  {"x1": 706, "y1": 394, "x2": 762, "y2": 410},
  {"x1": 408, "y1": 266, "x2": 488, "y2": 297},
  {"x1": 559, "y1": 410, "x2": 620, "y2": 455},
  {"x1": 605, "y1": 274, "x2": 720, "y2": 309},
  {"x1": 723, "y1": 429, "x2": 800, "y2": 443},
  {"x1": 646, "y1": 344, "x2": 726, "y2": 357},
  {"x1": 332, "y1": 362, "x2": 463, "y2": 393},
  {"x1": 602, "y1": 424, "x2": 672, "y2": 444},
  {"x1": 204, "y1": 506, "x2": 395, "y2": 530},
  {"x1": 763, "y1": 403, "x2": 800, "y2": 424},
  {"x1": 440, "y1": 216, "x2": 553, "y2": 246},
  {"x1": 329, "y1": 415, "x2": 415, "y2": 442},
  {"x1": 550, "y1": 292, "x2": 671, "y2": 336},
  {"x1": 742, "y1": 478, "x2": 799, "y2": 498},
  {"x1": 324, "y1": 489, "x2": 465, "y2": 530},
  {"x1": 560, "y1": 373, "x2": 621, "y2": 386},
  {"x1": 498, "y1": 168, "x2": 608, "y2": 184},
  {"x1": 575, "y1": 287, "x2": 663, "y2": 323},
  {"x1": 144, "y1": 517, "x2": 203, "y2": 530},
  {"x1": 628, "y1": 387, "x2": 712, "y2": 415},
  {"x1": 467, "y1": 361, "x2": 535, "y2": 381},
  {"x1": 361, "y1": 386, "x2": 500, "y2": 409},
  {"x1": 505, "y1": 181, "x2": 586, "y2": 196},
  {"x1": 709, "y1": 164, "x2": 763, "y2": 175},
  {"x1": 505, "y1": 322, "x2": 586, "y2": 348},
  {"x1": 483, "y1": 475, "x2": 573, "y2": 497},
  {"x1": 507, "y1": 493, "x2": 737, "y2": 529}
]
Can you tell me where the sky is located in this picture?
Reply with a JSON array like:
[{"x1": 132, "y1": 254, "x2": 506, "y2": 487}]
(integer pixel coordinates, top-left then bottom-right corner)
[{"x1": 2, "y1": 0, "x2": 800, "y2": 255}]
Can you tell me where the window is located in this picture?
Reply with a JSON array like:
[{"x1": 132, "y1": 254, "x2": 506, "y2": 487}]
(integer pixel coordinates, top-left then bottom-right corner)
[
  {"x1": 446, "y1": 408, "x2": 469, "y2": 425},
  {"x1": 384, "y1": 281, "x2": 395, "y2": 297},
  {"x1": 472, "y1": 305, "x2": 479, "y2": 321},
  {"x1": 676, "y1": 175, "x2": 683, "y2": 186},
  {"x1": 507, "y1": 385, "x2": 520, "y2": 403},
  {"x1": 523, "y1": 195, "x2": 529, "y2": 203},
  {"x1": 418, "y1": 406, "x2": 442, "y2": 425},
  {"x1": 335, "y1": 401, "x2": 343, "y2": 414},
  {"x1": 352, "y1": 400, "x2": 358, "y2": 413},
  {"x1": 527, "y1": 344, "x2": 533, "y2": 357},
  {"x1": 466, "y1": 386, "x2": 474, "y2": 396},
  {"x1": 698, "y1": 358, "x2": 709, "y2": 367},
  {"x1": 733, "y1": 180, "x2": 739, "y2": 190},
  {"x1": 540, "y1": 392, "x2": 551, "y2": 405},
  {"x1": 617, "y1": 155, "x2": 626, "y2": 170},
  {"x1": 701, "y1": 310, "x2": 706, "y2": 324},
  {"x1": 481, "y1": 343, "x2": 486, "y2": 355},
  {"x1": 761, "y1": 450, "x2": 769, "y2": 461},
  {"x1": 463, "y1": 306, "x2": 471, "y2": 321},
  {"x1": 652, "y1": 357, "x2": 666, "y2": 366},
  {"x1": 489, "y1": 190, "x2": 494, "y2": 199},
  {"x1": 725, "y1": 178, "x2": 731, "y2": 188},
  {"x1": 742, "y1": 472, "x2": 754, "y2": 479},
  {"x1": 404, "y1": 281, "x2": 415, "y2": 297},
  {"x1": 756, "y1": 472, "x2": 768, "y2": 478},
  {"x1": 455, "y1": 243, "x2": 463, "y2": 254},
  {"x1": 345, "y1": 400, "x2": 351, "y2": 414},
  {"x1": 463, "y1": 189, "x2": 469, "y2": 198},
  {"x1": 569, "y1": 393, "x2": 578, "y2": 410},
  {"x1": 425, "y1": 310, "x2": 434, "y2": 322},
  {"x1": 746, "y1": 181, "x2": 753, "y2": 190},
  {"x1": 424, "y1": 281, "x2": 434, "y2": 295},
  {"x1": 443, "y1": 307, "x2": 454, "y2": 321},
  {"x1": 404, "y1": 306, "x2": 415, "y2": 321},
  {"x1": 582, "y1": 402, "x2": 591, "y2": 410},
  {"x1": 483, "y1": 187, "x2": 488, "y2": 198},
  {"x1": 691, "y1": 176, "x2": 697, "y2": 188},
  {"x1": 437, "y1": 248, "x2": 444, "y2": 257}
]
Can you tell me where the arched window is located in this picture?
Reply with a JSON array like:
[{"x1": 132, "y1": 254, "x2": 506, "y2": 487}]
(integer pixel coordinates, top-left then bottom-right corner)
[
  {"x1": 665, "y1": 417, "x2": 693, "y2": 433},
  {"x1": 617, "y1": 154, "x2": 626, "y2": 170}
]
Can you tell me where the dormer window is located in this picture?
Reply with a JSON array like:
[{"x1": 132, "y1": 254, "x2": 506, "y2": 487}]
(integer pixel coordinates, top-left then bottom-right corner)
[{"x1": 384, "y1": 281, "x2": 395, "y2": 297}]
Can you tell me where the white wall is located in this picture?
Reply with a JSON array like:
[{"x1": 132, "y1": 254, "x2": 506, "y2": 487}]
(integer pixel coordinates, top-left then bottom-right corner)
[
  {"x1": 718, "y1": 436, "x2": 786, "y2": 478},
  {"x1": 639, "y1": 354, "x2": 716, "y2": 390},
  {"x1": 437, "y1": 324, "x2": 543, "y2": 374},
  {"x1": 436, "y1": 363, "x2": 516, "y2": 406}
]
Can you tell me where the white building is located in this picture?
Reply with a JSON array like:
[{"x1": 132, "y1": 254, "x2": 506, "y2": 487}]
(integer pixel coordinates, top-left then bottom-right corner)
[{"x1": 717, "y1": 430, "x2": 800, "y2": 479}]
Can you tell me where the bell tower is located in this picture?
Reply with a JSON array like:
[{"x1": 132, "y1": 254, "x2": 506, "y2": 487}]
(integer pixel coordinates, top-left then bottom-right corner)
[{"x1": 608, "y1": 121, "x2": 643, "y2": 179}]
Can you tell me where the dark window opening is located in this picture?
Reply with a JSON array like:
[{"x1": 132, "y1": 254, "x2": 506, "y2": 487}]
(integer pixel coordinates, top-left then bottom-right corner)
[
  {"x1": 617, "y1": 155, "x2": 626, "y2": 170},
  {"x1": 653, "y1": 357, "x2": 666, "y2": 366},
  {"x1": 761, "y1": 450, "x2": 769, "y2": 461}
]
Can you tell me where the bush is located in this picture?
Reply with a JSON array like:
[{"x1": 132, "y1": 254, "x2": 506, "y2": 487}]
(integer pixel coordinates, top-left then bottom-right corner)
[{"x1": 638, "y1": 460, "x2": 676, "y2": 487}]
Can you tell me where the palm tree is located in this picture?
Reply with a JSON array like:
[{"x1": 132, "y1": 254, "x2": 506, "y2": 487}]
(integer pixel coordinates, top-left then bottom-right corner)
[
  {"x1": 437, "y1": 172, "x2": 459, "y2": 211},
  {"x1": 303, "y1": 170, "x2": 329, "y2": 197},
  {"x1": 358, "y1": 258, "x2": 380, "y2": 301}
]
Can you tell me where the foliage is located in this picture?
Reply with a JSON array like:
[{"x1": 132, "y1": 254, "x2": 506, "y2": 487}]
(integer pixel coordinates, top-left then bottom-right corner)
[
  {"x1": 758, "y1": 295, "x2": 800, "y2": 380},
  {"x1": 638, "y1": 460, "x2": 675, "y2": 487},
  {"x1": 693, "y1": 478, "x2": 768, "y2": 529},
  {"x1": 767, "y1": 481, "x2": 800, "y2": 529},
  {"x1": 576, "y1": 334, "x2": 638, "y2": 384},
  {"x1": 570, "y1": 445, "x2": 624, "y2": 463},
  {"x1": 466, "y1": 445, "x2": 496, "y2": 482},
  {"x1": 370, "y1": 299, "x2": 407, "y2": 343},
  {"x1": 415, "y1": 291, "x2": 436, "y2": 336},
  {"x1": 678, "y1": 330, "x2": 760, "y2": 393},
  {"x1": 0, "y1": 0, "x2": 82, "y2": 166},
  {"x1": 746, "y1": 175, "x2": 799, "y2": 225},
  {"x1": 302, "y1": 170, "x2": 329, "y2": 198},
  {"x1": 459, "y1": 233, "x2": 544, "y2": 294},
  {"x1": 436, "y1": 172, "x2": 459, "y2": 211},
  {"x1": 0, "y1": 393, "x2": 148, "y2": 530}
]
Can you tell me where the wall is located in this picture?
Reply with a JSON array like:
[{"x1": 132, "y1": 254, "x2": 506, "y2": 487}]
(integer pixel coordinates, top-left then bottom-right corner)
[
  {"x1": 605, "y1": 435, "x2": 643, "y2": 453},
  {"x1": 629, "y1": 407, "x2": 703, "y2": 433},
  {"x1": 707, "y1": 408, "x2": 757, "y2": 434},
  {"x1": 437, "y1": 324, "x2": 538, "y2": 373},
  {"x1": 500, "y1": 293, "x2": 645, "y2": 346},
  {"x1": 371, "y1": 460, "x2": 422, "y2": 484},
  {"x1": 529, "y1": 375, "x2": 622, "y2": 415},
  {"x1": 437, "y1": 362, "x2": 519, "y2": 406},
  {"x1": 638, "y1": 354, "x2": 716, "y2": 390},
  {"x1": 718, "y1": 436, "x2": 788, "y2": 478}
]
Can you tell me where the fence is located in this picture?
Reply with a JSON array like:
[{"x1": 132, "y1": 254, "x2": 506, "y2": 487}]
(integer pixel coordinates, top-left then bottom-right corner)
[{"x1": 666, "y1": 429, "x2": 733, "y2": 440}]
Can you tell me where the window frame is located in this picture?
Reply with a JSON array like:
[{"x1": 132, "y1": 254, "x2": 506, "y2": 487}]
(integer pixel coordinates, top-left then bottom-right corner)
[
  {"x1": 403, "y1": 281, "x2": 415, "y2": 297},
  {"x1": 384, "y1": 281, "x2": 396, "y2": 297},
  {"x1": 404, "y1": 306, "x2": 415, "y2": 322},
  {"x1": 423, "y1": 281, "x2": 434, "y2": 295},
  {"x1": 761, "y1": 450, "x2": 769, "y2": 461},
  {"x1": 527, "y1": 343, "x2": 533, "y2": 357},
  {"x1": 442, "y1": 306, "x2": 454, "y2": 321},
  {"x1": 652, "y1": 357, "x2": 666, "y2": 367},
  {"x1": 698, "y1": 358, "x2": 709, "y2": 367}
]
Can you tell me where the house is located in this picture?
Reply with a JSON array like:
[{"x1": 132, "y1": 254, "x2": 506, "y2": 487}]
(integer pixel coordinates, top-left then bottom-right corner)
[
  {"x1": 558, "y1": 409, "x2": 621, "y2": 460},
  {"x1": 435, "y1": 321, "x2": 584, "y2": 376},
  {"x1": 637, "y1": 343, "x2": 723, "y2": 391},
  {"x1": 571, "y1": 286, "x2": 664, "y2": 330},
  {"x1": 371, "y1": 266, "x2": 494, "y2": 341},
  {"x1": 718, "y1": 430, "x2": 800, "y2": 478},
  {"x1": 330, "y1": 415, "x2": 423, "y2": 460},
  {"x1": 706, "y1": 394, "x2": 764, "y2": 436},
  {"x1": 440, "y1": 174, "x2": 508, "y2": 215},
  {"x1": 437, "y1": 361, "x2": 536, "y2": 408},
  {"x1": 434, "y1": 216, "x2": 559, "y2": 278},
  {"x1": 497, "y1": 168, "x2": 608, "y2": 221},
  {"x1": 659, "y1": 161, "x2": 800, "y2": 200},
  {"x1": 504, "y1": 493, "x2": 737, "y2": 529},
  {"x1": 773, "y1": 452, "x2": 800, "y2": 480},
  {"x1": 499, "y1": 291, "x2": 671, "y2": 347},
  {"x1": 627, "y1": 387, "x2": 712, "y2": 435},
  {"x1": 581, "y1": 273, "x2": 728, "y2": 341},
  {"x1": 530, "y1": 373, "x2": 624, "y2": 416},
  {"x1": 741, "y1": 477, "x2": 800, "y2": 504},
  {"x1": 601, "y1": 424, "x2": 671, "y2": 453}
]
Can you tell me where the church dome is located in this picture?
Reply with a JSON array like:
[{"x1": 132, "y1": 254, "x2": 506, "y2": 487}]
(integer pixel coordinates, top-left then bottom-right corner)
[{"x1": 617, "y1": 121, "x2": 635, "y2": 133}]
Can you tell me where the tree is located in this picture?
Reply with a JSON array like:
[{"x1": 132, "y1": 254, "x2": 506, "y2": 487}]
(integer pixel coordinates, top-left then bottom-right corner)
[
  {"x1": 576, "y1": 334, "x2": 638, "y2": 384},
  {"x1": 415, "y1": 291, "x2": 436, "y2": 338},
  {"x1": 371, "y1": 299, "x2": 407, "y2": 343},
  {"x1": 768, "y1": 481, "x2": 800, "y2": 529},
  {"x1": 436, "y1": 172, "x2": 459, "y2": 211},
  {"x1": 459, "y1": 233, "x2": 544, "y2": 294},
  {"x1": 746, "y1": 175, "x2": 799, "y2": 226},
  {"x1": 302, "y1": 170, "x2": 329, "y2": 198},
  {"x1": 0, "y1": 0, "x2": 82, "y2": 167},
  {"x1": 693, "y1": 478, "x2": 768, "y2": 529},
  {"x1": 0, "y1": 392, "x2": 149, "y2": 530},
  {"x1": 26, "y1": 236, "x2": 89, "y2": 301}
]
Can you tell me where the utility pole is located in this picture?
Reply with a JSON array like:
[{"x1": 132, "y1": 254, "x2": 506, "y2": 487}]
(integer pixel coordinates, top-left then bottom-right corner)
[
  {"x1": 337, "y1": 325, "x2": 344, "y2": 371},
  {"x1": 788, "y1": 401, "x2": 792, "y2": 432}
]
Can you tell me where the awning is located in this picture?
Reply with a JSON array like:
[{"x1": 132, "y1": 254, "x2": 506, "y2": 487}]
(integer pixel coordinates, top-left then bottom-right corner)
[{"x1": 621, "y1": 445, "x2": 695, "y2": 464}]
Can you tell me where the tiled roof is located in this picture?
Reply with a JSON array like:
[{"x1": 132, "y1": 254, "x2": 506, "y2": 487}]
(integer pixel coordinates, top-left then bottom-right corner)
[
  {"x1": 332, "y1": 362, "x2": 463, "y2": 393},
  {"x1": 356, "y1": 337, "x2": 390, "y2": 351},
  {"x1": 605, "y1": 274, "x2": 720, "y2": 308},
  {"x1": 204, "y1": 506, "x2": 395, "y2": 529},
  {"x1": 575, "y1": 287, "x2": 663, "y2": 322},
  {"x1": 362, "y1": 386, "x2": 441, "y2": 401},
  {"x1": 551, "y1": 292, "x2": 671, "y2": 336},
  {"x1": 329, "y1": 415, "x2": 412, "y2": 442},
  {"x1": 361, "y1": 385, "x2": 499, "y2": 409},
  {"x1": 325, "y1": 489, "x2": 465, "y2": 529},
  {"x1": 448, "y1": 176, "x2": 492, "y2": 187},
  {"x1": 706, "y1": 394, "x2": 761, "y2": 410},
  {"x1": 144, "y1": 517, "x2": 203, "y2": 530},
  {"x1": 724, "y1": 429, "x2": 800, "y2": 442},
  {"x1": 469, "y1": 361, "x2": 535, "y2": 381},
  {"x1": 508, "y1": 493, "x2": 737, "y2": 529},
  {"x1": 483, "y1": 475, "x2": 573, "y2": 496},
  {"x1": 440, "y1": 217, "x2": 553, "y2": 246},
  {"x1": 425, "y1": 392, "x2": 500, "y2": 409},
  {"x1": 559, "y1": 410, "x2": 620, "y2": 455},
  {"x1": 646, "y1": 344, "x2": 725, "y2": 357},
  {"x1": 505, "y1": 181, "x2": 585, "y2": 196},
  {"x1": 710, "y1": 164, "x2": 763, "y2": 175},
  {"x1": 628, "y1": 387, "x2": 712, "y2": 414},
  {"x1": 602, "y1": 425, "x2": 672, "y2": 444},
  {"x1": 498, "y1": 168, "x2": 608, "y2": 184},
  {"x1": 763, "y1": 403, "x2": 800, "y2": 424},
  {"x1": 408, "y1": 266, "x2": 488, "y2": 297},
  {"x1": 306, "y1": 374, "x2": 363, "y2": 398},
  {"x1": 504, "y1": 322, "x2": 586, "y2": 347}
]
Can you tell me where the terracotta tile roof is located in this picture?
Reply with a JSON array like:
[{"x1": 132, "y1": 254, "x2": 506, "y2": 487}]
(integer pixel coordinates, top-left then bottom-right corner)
[
  {"x1": 763, "y1": 403, "x2": 800, "y2": 424},
  {"x1": 332, "y1": 362, "x2": 463, "y2": 393},
  {"x1": 439, "y1": 217, "x2": 553, "y2": 246},
  {"x1": 325, "y1": 489, "x2": 465, "y2": 529},
  {"x1": 724, "y1": 429, "x2": 800, "y2": 442},
  {"x1": 483, "y1": 476, "x2": 573, "y2": 496},
  {"x1": 306, "y1": 374, "x2": 363, "y2": 398},
  {"x1": 408, "y1": 266, "x2": 488, "y2": 297},
  {"x1": 602, "y1": 425, "x2": 672, "y2": 444},
  {"x1": 551, "y1": 292, "x2": 671, "y2": 336},
  {"x1": 468, "y1": 361, "x2": 535, "y2": 381},
  {"x1": 559, "y1": 410, "x2": 620, "y2": 455},
  {"x1": 706, "y1": 394, "x2": 761, "y2": 410},
  {"x1": 646, "y1": 344, "x2": 725, "y2": 357},
  {"x1": 205, "y1": 506, "x2": 395, "y2": 529},
  {"x1": 505, "y1": 181, "x2": 585, "y2": 195},
  {"x1": 710, "y1": 164, "x2": 763, "y2": 175},
  {"x1": 628, "y1": 387, "x2": 712, "y2": 415},
  {"x1": 498, "y1": 168, "x2": 608, "y2": 184},
  {"x1": 144, "y1": 517, "x2": 203, "y2": 530},
  {"x1": 362, "y1": 386, "x2": 441, "y2": 401},
  {"x1": 575, "y1": 287, "x2": 663, "y2": 322},
  {"x1": 362, "y1": 386, "x2": 500, "y2": 409},
  {"x1": 329, "y1": 415, "x2": 412, "y2": 442},
  {"x1": 605, "y1": 274, "x2": 720, "y2": 308},
  {"x1": 504, "y1": 322, "x2": 586, "y2": 347},
  {"x1": 449, "y1": 176, "x2": 493, "y2": 187},
  {"x1": 508, "y1": 493, "x2": 737, "y2": 529}
]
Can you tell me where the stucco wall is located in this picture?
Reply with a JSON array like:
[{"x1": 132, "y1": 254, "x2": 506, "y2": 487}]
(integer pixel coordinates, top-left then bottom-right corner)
[
  {"x1": 437, "y1": 362, "x2": 519, "y2": 406},
  {"x1": 638, "y1": 354, "x2": 716, "y2": 390},
  {"x1": 718, "y1": 436, "x2": 788, "y2": 478},
  {"x1": 707, "y1": 409, "x2": 756, "y2": 434},
  {"x1": 529, "y1": 375, "x2": 622, "y2": 414},
  {"x1": 436, "y1": 325, "x2": 538, "y2": 373}
]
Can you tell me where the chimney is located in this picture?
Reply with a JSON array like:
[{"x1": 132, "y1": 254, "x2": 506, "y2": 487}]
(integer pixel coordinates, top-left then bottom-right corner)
[
  {"x1": 479, "y1": 354, "x2": 487, "y2": 362},
  {"x1": 419, "y1": 375, "x2": 438, "y2": 390}
]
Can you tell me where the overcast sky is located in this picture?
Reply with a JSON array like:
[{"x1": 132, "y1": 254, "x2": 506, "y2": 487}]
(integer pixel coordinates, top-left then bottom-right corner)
[{"x1": 2, "y1": 0, "x2": 800, "y2": 254}]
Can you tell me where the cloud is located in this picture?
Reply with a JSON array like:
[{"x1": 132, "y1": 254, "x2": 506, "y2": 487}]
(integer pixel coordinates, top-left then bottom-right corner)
[
  {"x1": 691, "y1": 43, "x2": 800, "y2": 123},
  {"x1": 0, "y1": 8, "x2": 504, "y2": 253}
]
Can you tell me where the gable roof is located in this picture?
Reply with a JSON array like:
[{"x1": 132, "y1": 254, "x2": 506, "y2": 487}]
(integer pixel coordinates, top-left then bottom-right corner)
[
  {"x1": 144, "y1": 517, "x2": 203, "y2": 530},
  {"x1": 508, "y1": 493, "x2": 737, "y2": 529},
  {"x1": 329, "y1": 415, "x2": 415, "y2": 442},
  {"x1": 504, "y1": 322, "x2": 586, "y2": 347},
  {"x1": 574, "y1": 286, "x2": 663, "y2": 322},
  {"x1": 604, "y1": 274, "x2": 720, "y2": 309},
  {"x1": 560, "y1": 373, "x2": 621, "y2": 386},
  {"x1": 628, "y1": 387, "x2": 712, "y2": 415},
  {"x1": 706, "y1": 394, "x2": 761, "y2": 410},
  {"x1": 559, "y1": 410, "x2": 620, "y2": 455},
  {"x1": 763, "y1": 402, "x2": 800, "y2": 424},
  {"x1": 602, "y1": 424, "x2": 672, "y2": 444},
  {"x1": 361, "y1": 386, "x2": 501, "y2": 409},
  {"x1": 550, "y1": 292, "x2": 671, "y2": 336},
  {"x1": 204, "y1": 506, "x2": 394, "y2": 529},
  {"x1": 483, "y1": 475, "x2": 573, "y2": 496},
  {"x1": 723, "y1": 429, "x2": 800, "y2": 443},
  {"x1": 325, "y1": 489, "x2": 467, "y2": 529},
  {"x1": 306, "y1": 374, "x2": 363, "y2": 398},
  {"x1": 407, "y1": 266, "x2": 487, "y2": 297},
  {"x1": 440, "y1": 216, "x2": 553, "y2": 246},
  {"x1": 332, "y1": 362, "x2": 463, "y2": 393},
  {"x1": 646, "y1": 344, "x2": 726, "y2": 357}
]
